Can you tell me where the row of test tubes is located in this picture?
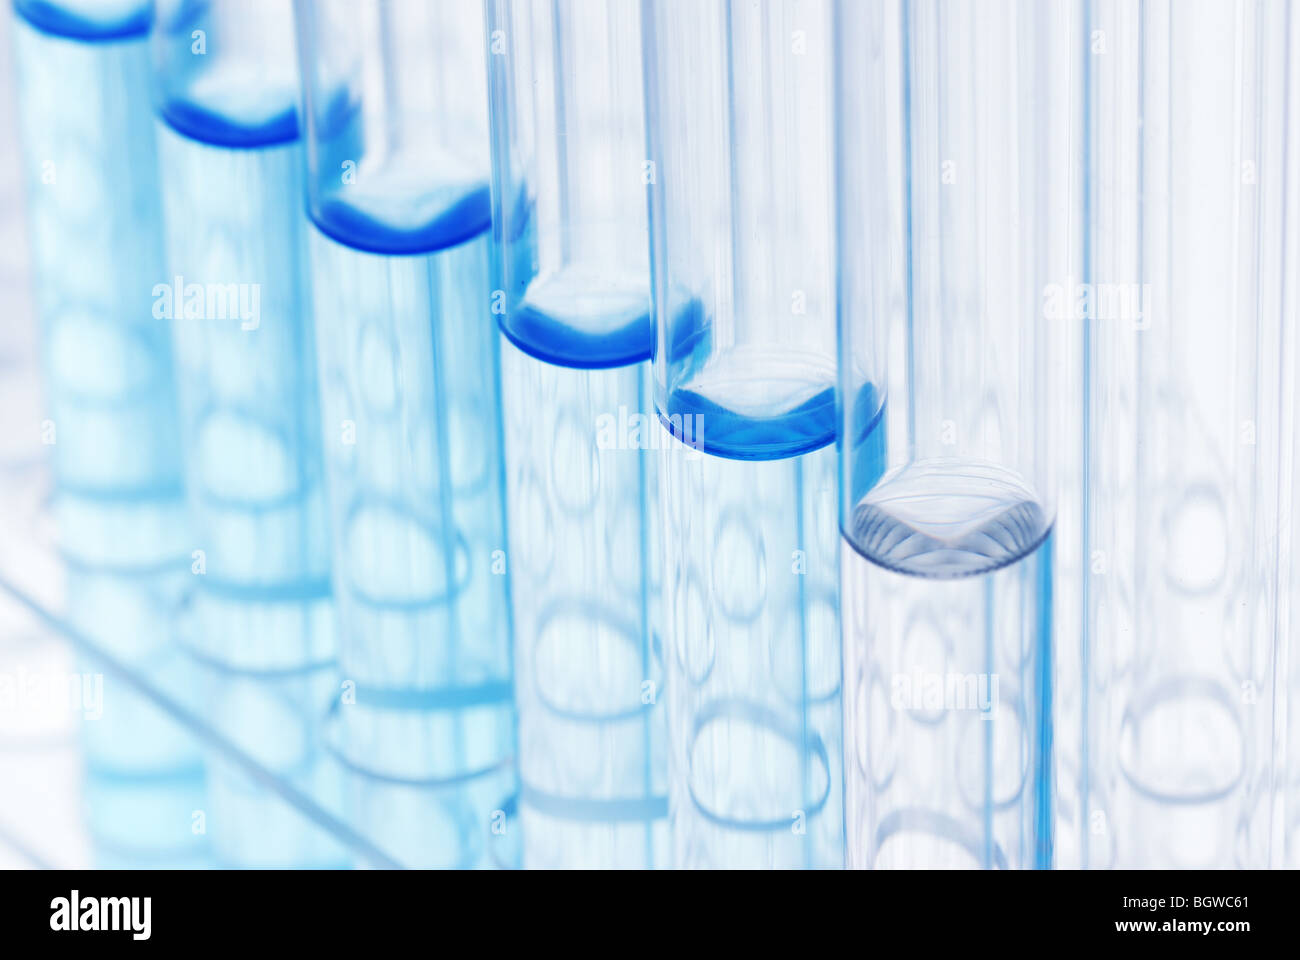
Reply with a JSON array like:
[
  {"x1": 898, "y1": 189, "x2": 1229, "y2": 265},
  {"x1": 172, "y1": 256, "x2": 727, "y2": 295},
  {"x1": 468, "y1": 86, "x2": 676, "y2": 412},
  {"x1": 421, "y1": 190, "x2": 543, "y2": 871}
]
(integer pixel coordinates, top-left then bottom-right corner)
[{"x1": 7, "y1": 0, "x2": 1299, "y2": 869}]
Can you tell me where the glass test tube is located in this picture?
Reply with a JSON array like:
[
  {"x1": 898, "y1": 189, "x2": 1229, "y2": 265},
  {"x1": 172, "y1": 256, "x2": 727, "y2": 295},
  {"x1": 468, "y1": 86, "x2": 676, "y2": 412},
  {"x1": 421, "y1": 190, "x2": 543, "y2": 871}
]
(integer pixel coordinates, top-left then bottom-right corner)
[
  {"x1": 152, "y1": 0, "x2": 332, "y2": 671},
  {"x1": 642, "y1": 0, "x2": 844, "y2": 868},
  {"x1": 487, "y1": 0, "x2": 667, "y2": 868},
  {"x1": 195, "y1": 659, "x2": 348, "y2": 868},
  {"x1": 835, "y1": 0, "x2": 1082, "y2": 868},
  {"x1": 0, "y1": 4, "x2": 40, "y2": 476},
  {"x1": 296, "y1": 0, "x2": 516, "y2": 868},
  {"x1": 152, "y1": 0, "x2": 341, "y2": 867},
  {"x1": 1086, "y1": 0, "x2": 1291, "y2": 869},
  {"x1": 11, "y1": 0, "x2": 207, "y2": 866}
]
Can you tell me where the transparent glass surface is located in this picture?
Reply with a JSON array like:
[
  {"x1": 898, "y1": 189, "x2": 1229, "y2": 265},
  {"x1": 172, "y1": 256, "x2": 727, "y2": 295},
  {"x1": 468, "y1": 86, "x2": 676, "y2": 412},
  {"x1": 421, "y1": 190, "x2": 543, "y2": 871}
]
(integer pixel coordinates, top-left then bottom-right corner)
[
  {"x1": 643, "y1": 0, "x2": 844, "y2": 868},
  {"x1": 297, "y1": 0, "x2": 490, "y2": 254},
  {"x1": 153, "y1": 0, "x2": 300, "y2": 148},
  {"x1": 10, "y1": 0, "x2": 205, "y2": 868},
  {"x1": 834, "y1": 0, "x2": 1082, "y2": 868},
  {"x1": 297, "y1": 0, "x2": 517, "y2": 867},
  {"x1": 487, "y1": 0, "x2": 666, "y2": 867},
  {"x1": 836, "y1": 0, "x2": 1077, "y2": 572},
  {"x1": 842, "y1": 536, "x2": 1053, "y2": 869},
  {"x1": 644, "y1": 0, "x2": 838, "y2": 462},
  {"x1": 153, "y1": 0, "x2": 333, "y2": 675},
  {"x1": 499, "y1": 346, "x2": 668, "y2": 868},
  {"x1": 1084, "y1": 0, "x2": 1290, "y2": 869},
  {"x1": 149, "y1": 0, "x2": 345, "y2": 865},
  {"x1": 487, "y1": 0, "x2": 650, "y2": 369},
  {"x1": 13, "y1": 5, "x2": 182, "y2": 513},
  {"x1": 0, "y1": 550, "x2": 404, "y2": 868},
  {"x1": 659, "y1": 439, "x2": 843, "y2": 868}
]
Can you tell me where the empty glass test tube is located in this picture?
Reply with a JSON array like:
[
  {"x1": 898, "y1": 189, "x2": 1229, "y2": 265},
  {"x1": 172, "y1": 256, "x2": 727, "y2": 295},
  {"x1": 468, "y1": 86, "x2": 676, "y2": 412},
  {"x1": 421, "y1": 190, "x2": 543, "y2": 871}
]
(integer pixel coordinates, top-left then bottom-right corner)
[
  {"x1": 1085, "y1": 0, "x2": 1291, "y2": 869},
  {"x1": 296, "y1": 0, "x2": 517, "y2": 868},
  {"x1": 487, "y1": 0, "x2": 667, "y2": 869},
  {"x1": 835, "y1": 0, "x2": 1082, "y2": 868},
  {"x1": 642, "y1": 0, "x2": 845, "y2": 869}
]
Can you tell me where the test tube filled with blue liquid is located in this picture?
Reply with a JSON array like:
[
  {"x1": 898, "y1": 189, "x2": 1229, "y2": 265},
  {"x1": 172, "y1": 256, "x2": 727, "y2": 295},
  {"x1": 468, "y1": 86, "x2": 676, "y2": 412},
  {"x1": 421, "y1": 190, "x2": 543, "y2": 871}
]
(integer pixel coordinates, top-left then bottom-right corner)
[
  {"x1": 487, "y1": 0, "x2": 667, "y2": 868},
  {"x1": 152, "y1": 0, "x2": 342, "y2": 866},
  {"x1": 153, "y1": 0, "x2": 332, "y2": 671},
  {"x1": 11, "y1": 0, "x2": 206, "y2": 866},
  {"x1": 835, "y1": 0, "x2": 1080, "y2": 868},
  {"x1": 642, "y1": 0, "x2": 846, "y2": 868},
  {"x1": 296, "y1": 0, "x2": 516, "y2": 868}
]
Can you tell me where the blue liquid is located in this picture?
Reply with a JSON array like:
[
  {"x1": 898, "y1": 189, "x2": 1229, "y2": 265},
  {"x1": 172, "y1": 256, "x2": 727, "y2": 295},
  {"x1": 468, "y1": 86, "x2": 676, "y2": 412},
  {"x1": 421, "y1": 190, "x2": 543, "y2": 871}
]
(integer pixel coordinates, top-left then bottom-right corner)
[
  {"x1": 12, "y1": 11, "x2": 208, "y2": 867},
  {"x1": 14, "y1": 18, "x2": 183, "y2": 502},
  {"x1": 662, "y1": 385, "x2": 837, "y2": 462},
  {"x1": 153, "y1": 110, "x2": 342, "y2": 865},
  {"x1": 198, "y1": 662, "x2": 349, "y2": 868},
  {"x1": 155, "y1": 120, "x2": 335, "y2": 673},
  {"x1": 659, "y1": 407, "x2": 846, "y2": 868},
  {"x1": 306, "y1": 92, "x2": 491, "y2": 257},
  {"x1": 841, "y1": 527, "x2": 1053, "y2": 869},
  {"x1": 499, "y1": 341, "x2": 668, "y2": 868},
  {"x1": 657, "y1": 299, "x2": 841, "y2": 460},
  {"x1": 14, "y1": 0, "x2": 150, "y2": 41},
  {"x1": 306, "y1": 203, "x2": 516, "y2": 868},
  {"x1": 502, "y1": 280, "x2": 652, "y2": 371},
  {"x1": 72, "y1": 564, "x2": 211, "y2": 869},
  {"x1": 497, "y1": 201, "x2": 653, "y2": 369},
  {"x1": 311, "y1": 188, "x2": 491, "y2": 258},
  {"x1": 157, "y1": 98, "x2": 298, "y2": 151}
]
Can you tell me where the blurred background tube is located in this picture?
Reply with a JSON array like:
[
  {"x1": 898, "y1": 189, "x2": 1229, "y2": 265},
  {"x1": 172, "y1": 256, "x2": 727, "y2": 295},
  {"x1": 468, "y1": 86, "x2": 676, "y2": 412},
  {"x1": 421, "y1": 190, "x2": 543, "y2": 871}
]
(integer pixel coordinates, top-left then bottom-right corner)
[
  {"x1": 297, "y1": 0, "x2": 517, "y2": 868},
  {"x1": 643, "y1": 0, "x2": 844, "y2": 868},
  {"x1": 835, "y1": 0, "x2": 1081, "y2": 868},
  {"x1": 487, "y1": 0, "x2": 667, "y2": 869},
  {"x1": 11, "y1": 0, "x2": 207, "y2": 867},
  {"x1": 152, "y1": 0, "x2": 342, "y2": 867},
  {"x1": 1085, "y1": 0, "x2": 1291, "y2": 869},
  {"x1": 153, "y1": 0, "x2": 331, "y2": 670}
]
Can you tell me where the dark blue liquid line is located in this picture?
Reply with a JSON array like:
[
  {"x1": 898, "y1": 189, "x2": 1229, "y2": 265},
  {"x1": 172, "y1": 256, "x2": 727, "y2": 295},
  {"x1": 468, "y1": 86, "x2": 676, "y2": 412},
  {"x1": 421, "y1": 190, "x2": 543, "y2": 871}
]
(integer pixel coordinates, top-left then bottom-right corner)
[
  {"x1": 491, "y1": 183, "x2": 655, "y2": 366},
  {"x1": 660, "y1": 378, "x2": 882, "y2": 466},
  {"x1": 495, "y1": 193, "x2": 653, "y2": 369},
  {"x1": 309, "y1": 186, "x2": 491, "y2": 257},
  {"x1": 15, "y1": 0, "x2": 150, "y2": 41},
  {"x1": 304, "y1": 90, "x2": 492, "y2": 255},
  {"x1": 157, "y1": 98, "x2": 299, "y2": 150},
  {"x1": 659, "y1": 384, "x2": 837, "y2": 462},
  {"x1": 498, "y1": 302, "x2": 652, "y2": 371},
  {"x1": 654, "y1": 298, "x2": 880, "y2": 463}
]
